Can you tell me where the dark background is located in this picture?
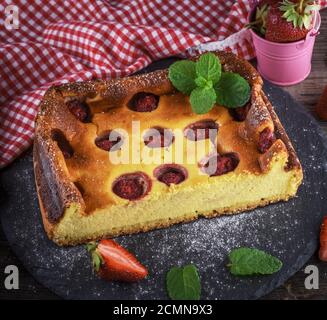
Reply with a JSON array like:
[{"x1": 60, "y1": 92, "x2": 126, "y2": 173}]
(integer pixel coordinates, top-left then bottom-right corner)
[{"x1": 0, "y1": 10, "x2": 327, "y2": 301}]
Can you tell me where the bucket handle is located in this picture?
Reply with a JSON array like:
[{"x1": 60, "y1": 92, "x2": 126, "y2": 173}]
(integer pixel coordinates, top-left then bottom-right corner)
[
  {"x1": 297, "y1": 10, "x2": 321, "y2": 49},
  {"x1": 307, "y1": 9, "x2": 321, "y2": 39}
]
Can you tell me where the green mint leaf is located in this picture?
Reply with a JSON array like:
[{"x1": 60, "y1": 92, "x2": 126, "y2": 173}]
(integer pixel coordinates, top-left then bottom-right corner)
[
  {"x1": 204, "y1": 79, "x2": 213, "y2": 90},
  {"x1": 215, "y1": 72, "x2": 251, "y2": 108},
  {"x1": 195, "y1": 76, "x2": 207, "y2": 88},
  {"x1": 195, "y1": 52, "x2": 221, "y2": 85},
  {"x1": 228, "y1": 248, "x2": 283, "y2": 276},
  {"x1": 168, "y1": 60, "x2": 197, "y2": 95},
  {"x1": 190, "y1": 87, "x2": 216, "y2": 114},
  {"x1": 195, "y1": 76, "x2": 213, "y2": 89},
  {"x1": 166, "y1": 264, "x2": 201, "y2": 300}
]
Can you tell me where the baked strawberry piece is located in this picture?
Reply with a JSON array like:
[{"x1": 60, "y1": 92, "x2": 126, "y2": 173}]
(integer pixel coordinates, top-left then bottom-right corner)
[
  {"x1": 128, "y1": 92, "x2": 159, "y2": 112},
  {"x1": 183, "y1": 120, "x2": 219, "y2": 141},
  {"x1": 95, "y1": 130, "x2": 124, "y2": 151},
  {"x1": 112, "y1": 172, "x2": 152, "y2": 200},
  {"x1": 200, "y1": 153, "x2": 240, "y2": 177},
  {"x1": 154, "y1": 164, "x2": 188, "y2": 186},
  {"x1": 66, "y1": 99, "x2": 91, "y2": 122},
  {"x1": 258, "y1": 127, "x2": 276, "y2": 153},
  {"x1": 143, "y1": 127, "x2": 175, "y2": 148}
]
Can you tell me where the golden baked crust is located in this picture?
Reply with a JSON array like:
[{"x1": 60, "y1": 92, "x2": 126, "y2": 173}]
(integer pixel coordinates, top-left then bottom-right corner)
[{"x1": 33, "y1": 51, "x2": 303, "y2": 245}]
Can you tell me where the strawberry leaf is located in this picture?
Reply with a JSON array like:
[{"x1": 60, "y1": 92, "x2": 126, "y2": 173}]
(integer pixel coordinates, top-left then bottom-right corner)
[
  {"x1": 304, "y1": 4, "x2": 320, "y2": 13},
  {"x1": 282, "y1": 11, "x2": 291, "y2": 18},
  {"x1": 92, "y1": 251, "x2": 103, "y2": 272},
  {"x1": 85, "y1": 241, "x2": 97, "y2": 252},
  {"x1": 86, "y1": 242, "x2": 103, "y2": 272},
  {"x1": 303, "y1": 14, "x2": 311, "y2": 29},
  {"x1": 298, "y1": 15, "x2": 304, "y2": 29},
  {"x1": 286, "y1": 13, "x2": 296, "y2": 23},
  {"x1": 279, "y1": 0, "x2": 319, "y2": 30}
]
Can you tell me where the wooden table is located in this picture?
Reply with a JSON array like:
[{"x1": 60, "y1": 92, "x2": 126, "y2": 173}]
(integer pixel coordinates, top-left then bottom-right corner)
[{"x1": 0, "y1": 10, "x2": 327, "y2": 300}]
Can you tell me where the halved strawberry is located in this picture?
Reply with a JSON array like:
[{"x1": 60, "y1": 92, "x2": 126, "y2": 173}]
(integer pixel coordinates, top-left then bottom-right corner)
[{"x1": 86, "y1": 240, "x2": 148, "y2": 282}]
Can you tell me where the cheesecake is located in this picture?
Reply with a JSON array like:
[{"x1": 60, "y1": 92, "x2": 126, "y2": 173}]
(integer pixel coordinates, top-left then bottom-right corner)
[{"x1": 34, "y1": 51, "x2": 303, "y2": 246}]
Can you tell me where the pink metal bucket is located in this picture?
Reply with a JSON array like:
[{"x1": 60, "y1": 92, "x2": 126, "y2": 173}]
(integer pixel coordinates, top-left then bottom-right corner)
[{"x1": 249, "y1": 11, "x2": 321, "y2": 86}]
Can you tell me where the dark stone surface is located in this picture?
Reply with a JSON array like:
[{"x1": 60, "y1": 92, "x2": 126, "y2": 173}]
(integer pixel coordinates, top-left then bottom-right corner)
[{"x1": 1, "y1": 60, "x2": 327, "y2": 299}]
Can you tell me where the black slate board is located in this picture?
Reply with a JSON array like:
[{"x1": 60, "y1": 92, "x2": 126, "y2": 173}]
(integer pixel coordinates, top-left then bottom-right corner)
[{"x1": 1, "y1": 61, "x2": 327, "y2": 300}]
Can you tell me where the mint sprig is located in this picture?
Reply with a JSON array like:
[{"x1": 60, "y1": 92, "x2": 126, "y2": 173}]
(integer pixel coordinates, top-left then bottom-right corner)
[
  {"x1": 168, "y1": 52, "x2": 251, "y2": 114},
  {"x1": 166, "y1": 264, "x2": 201, "y2": 300},
  {"x1": 227, "y1": 248, "x2": 283, "y2": 276}
]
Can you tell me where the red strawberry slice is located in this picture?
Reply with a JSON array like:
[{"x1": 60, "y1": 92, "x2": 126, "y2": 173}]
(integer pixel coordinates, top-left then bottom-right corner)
[{"x1": 87, "y1": 240, "x2": 148, "y2": 282}]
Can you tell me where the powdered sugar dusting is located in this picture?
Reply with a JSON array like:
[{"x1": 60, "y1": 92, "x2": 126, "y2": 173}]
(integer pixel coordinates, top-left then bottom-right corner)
[{"x1": 1, "y1": 83, "x2": 327, "y2": 300}]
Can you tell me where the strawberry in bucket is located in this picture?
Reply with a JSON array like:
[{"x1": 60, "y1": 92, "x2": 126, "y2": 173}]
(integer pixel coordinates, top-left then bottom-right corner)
[
  {"x1": 248, "y1": 0, "x2": 320, "y2": 42},
  {"x1": 246, "y1": 1, "x2": 321, "y2": 85}
]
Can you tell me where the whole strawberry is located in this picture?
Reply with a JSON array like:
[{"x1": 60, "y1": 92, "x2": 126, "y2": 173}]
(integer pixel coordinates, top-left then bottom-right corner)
[
  {"x1": 266, "y1": 0, "x2": 320, "y2": 42},
  {"x1": 247, "y1": 1, "x2": 280, "y2": 35},
  {"x1": 247, "y1": 0, "x2": 320, "y2": 43}
]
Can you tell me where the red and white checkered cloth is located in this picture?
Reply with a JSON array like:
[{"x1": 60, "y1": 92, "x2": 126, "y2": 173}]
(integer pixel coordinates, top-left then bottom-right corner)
[{"x1": 1, "y1": 1, "x2": 326, "y2": 168}]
